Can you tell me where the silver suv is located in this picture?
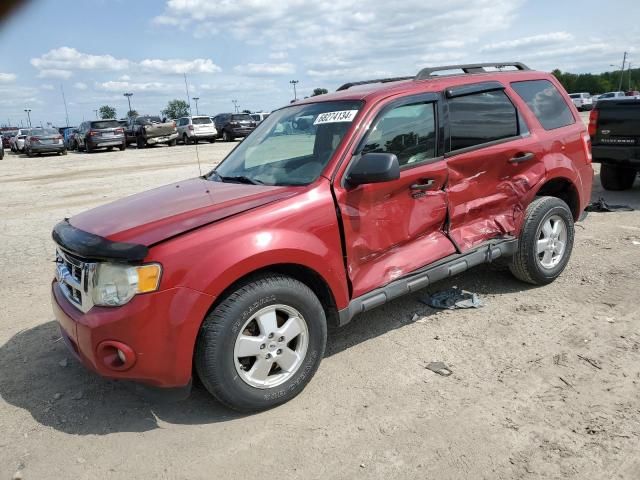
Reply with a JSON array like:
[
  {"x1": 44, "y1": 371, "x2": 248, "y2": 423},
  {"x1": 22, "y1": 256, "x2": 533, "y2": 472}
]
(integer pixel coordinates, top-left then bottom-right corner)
[
  {"x1": 568, "y1": 92, "x2": 593, "y2": 111},
  {"x1": 176, "y1": 116, "x2": 218, "y2": 144}
]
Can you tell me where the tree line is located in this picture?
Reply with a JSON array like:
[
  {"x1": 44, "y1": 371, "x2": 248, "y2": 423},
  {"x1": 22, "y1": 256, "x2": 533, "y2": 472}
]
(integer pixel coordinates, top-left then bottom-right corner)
[{"x1": 552, "y1": 68, "x2": 638, "y2": 94}]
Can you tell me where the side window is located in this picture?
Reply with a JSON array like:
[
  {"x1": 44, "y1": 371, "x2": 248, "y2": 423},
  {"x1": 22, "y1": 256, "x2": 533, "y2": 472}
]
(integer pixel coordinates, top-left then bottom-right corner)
[
  {"x1": 448, "y1": 90, "x2": 518, "y2": 151},
  {"x1": 511, "y1": 79, "x2": 575, "y2": 130},
  {"x1": 361, "y1": 102, "x2": 437, "y2": 167}
]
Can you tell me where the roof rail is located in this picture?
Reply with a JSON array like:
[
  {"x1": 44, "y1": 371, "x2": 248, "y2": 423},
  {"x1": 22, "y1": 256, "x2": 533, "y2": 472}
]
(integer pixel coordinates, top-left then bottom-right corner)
[
  {"x1": 415, "y1": 62, "x2": 530, "y2": 80},
  {"x1": 336, "y1": 76, "x2": 414, "y2": 91}
]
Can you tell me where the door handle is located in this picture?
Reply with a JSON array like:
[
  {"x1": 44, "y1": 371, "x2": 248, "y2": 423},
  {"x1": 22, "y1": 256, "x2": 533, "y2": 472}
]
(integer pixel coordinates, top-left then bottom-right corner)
[
  {"x1": 509, "y1": 152, "x2": 535, "y2": 163},
  {"x1": 410, "y1": 179, "x2": 435, "y2": 190}
]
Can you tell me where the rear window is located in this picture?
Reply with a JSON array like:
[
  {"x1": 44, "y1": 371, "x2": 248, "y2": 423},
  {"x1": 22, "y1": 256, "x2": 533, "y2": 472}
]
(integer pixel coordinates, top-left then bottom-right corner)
[
  {"x1": 192, "y1": 117, "x2": 212, "y2": 125},
  {"x1": 569, "y1": 94, "x2": 580, "y2": 99},
  {"x1": 138, "y1": 116, "x2": 162, "y2": 125},
  {"x1": 448, "y1": 90, "x2": 518, "y2": 151},
  {"x1": 511, "y1": 80, "x2": 575, "y2": 130},
  {"x1": 232, "y1": 114, "x2": 252, "y2": 121},
  {"x1": 90, "y1": 120, "x2": 120, "y2": 129},
  {"x1": 30, "y1": 128, "x2": 58, "y2": 135}
]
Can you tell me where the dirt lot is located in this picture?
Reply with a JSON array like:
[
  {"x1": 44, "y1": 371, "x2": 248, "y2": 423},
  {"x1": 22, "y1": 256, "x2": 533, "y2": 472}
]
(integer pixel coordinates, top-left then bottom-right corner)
[{"x1": 1, "y1": 125, "x2": 640, "y2": 479}]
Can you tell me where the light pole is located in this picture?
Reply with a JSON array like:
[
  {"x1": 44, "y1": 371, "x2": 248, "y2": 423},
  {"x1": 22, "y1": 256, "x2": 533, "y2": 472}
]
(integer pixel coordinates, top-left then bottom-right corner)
[
  {"x1": 123, "y1": 92, "x2": 134, "y2": 118},
  {"x1": 24, "y1": 108, "x2": 32, "y2": 127},
  {"x1": 289, "y1": 79, "x2": 299, "y2": 101},
  {"x1": 192, "y1": 97, "x2": 200, "y2": 115},
  {"x1": 628, "y1": 62, "x2": 633, "y2": 91},
  {"x1": 232, "y1": 99, "x2": 239, "y2": 113},
  {"x1": 618, "y1": 51, "x2": 628, "y2": 92}
]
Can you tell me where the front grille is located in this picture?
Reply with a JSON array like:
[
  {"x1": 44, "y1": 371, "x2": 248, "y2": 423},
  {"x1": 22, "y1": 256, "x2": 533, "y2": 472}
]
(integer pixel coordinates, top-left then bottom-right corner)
[{"x1": 55, "y1": 248, "x2": 96, "y2": 313}]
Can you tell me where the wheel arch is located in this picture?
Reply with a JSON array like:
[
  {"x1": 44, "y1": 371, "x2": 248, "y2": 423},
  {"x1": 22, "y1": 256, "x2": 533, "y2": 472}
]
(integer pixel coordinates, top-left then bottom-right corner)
[{"x1": 533, "y1": 176, "x2": 581, "y2": 220}]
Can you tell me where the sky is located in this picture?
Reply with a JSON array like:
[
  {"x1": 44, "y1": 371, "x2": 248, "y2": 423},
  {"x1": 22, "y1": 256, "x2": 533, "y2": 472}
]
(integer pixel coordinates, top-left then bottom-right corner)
[{"x1": 0, "y1": 0, "x2": 638, "y2": 128}]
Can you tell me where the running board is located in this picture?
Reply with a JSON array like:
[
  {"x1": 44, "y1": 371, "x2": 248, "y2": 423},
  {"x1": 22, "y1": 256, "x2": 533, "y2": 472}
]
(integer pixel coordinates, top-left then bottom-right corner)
[{"x1": 337, "y1": 238, "x2": 518, "y2": 326}]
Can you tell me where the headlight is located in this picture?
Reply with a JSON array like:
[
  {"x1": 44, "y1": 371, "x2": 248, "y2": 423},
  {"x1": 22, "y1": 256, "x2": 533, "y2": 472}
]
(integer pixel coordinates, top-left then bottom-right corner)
[{"x1": 92, "y1": 263, "x2": 162, "y2": 307}]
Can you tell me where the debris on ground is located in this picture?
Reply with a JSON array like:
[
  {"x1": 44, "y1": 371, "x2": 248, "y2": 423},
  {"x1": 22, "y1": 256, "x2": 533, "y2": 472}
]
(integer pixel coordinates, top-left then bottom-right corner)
[
  {"x1": 425, "y1": 362, "x2": 453, "y2": 377},
  {"x1": 420, "y1": 287, "x2": 484, "y2": 309},
  {"x1": 577, "y1": 354, "x2": 602, "y2": 370},
  {"x1": 585, "y1": 197, "x2": 634, "y2": 212}
]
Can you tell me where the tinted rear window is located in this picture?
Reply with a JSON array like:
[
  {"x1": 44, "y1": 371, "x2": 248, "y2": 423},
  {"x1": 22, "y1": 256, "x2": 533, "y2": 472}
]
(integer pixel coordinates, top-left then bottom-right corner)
[
  {"x1": 448, "y1": 90, "x2": 518, "y2": 151},
  {"x1": 138, "y1": 116, "x2": 162, "y2": 124},
  {"x1": 192, "y1": 117, "x2": 212, "y2": 125},
  {"x1": 232, "y1": 114, "x2": 252, "y2": 121},
  {"x1": 511, "y1": 80, "x2": 575, "y2": 130},
  {"x1": 91, "y1": 120, "x2": 120, "y2": 129},
  {"x1": 569, "y1": 94, "x2": 580, "y2": 98}
]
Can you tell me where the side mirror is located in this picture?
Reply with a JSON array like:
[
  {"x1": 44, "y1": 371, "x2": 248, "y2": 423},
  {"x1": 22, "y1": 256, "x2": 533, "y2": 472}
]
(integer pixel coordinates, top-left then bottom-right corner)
[{"x1": 346, "y1": 152, "x2": 400, "y2": 186}]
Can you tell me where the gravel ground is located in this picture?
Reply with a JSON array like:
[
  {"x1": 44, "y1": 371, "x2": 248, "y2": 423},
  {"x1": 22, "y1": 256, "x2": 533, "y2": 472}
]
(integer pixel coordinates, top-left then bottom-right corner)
[{"x1": 1, "y1": 124, "x2": 639, "y2": 479}]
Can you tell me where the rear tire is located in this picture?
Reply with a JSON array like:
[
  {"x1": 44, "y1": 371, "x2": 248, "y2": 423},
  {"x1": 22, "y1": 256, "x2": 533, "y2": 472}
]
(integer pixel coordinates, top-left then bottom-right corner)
[
  {"x1": 119, "y1": 143, "x2": 126, "y2": 151},
  {"x1": 136, "y1": 135, "x2": 146, "y2": 149},
  {"x1": 85, "y1": 141, "x2": 93, "y2": 153},
  {"x1": 600, "y1": 164, "x2": 636, "y2": 191},
  {"x1": 509, "y1": 196, "x2": 574, "y2": 285},
  {"x1": 222, "y1": 130, "x2": 233, "y2": 142},
  {"x1": 195, "y1": 274, "x2": 327, "y2": 412},
  {"x1": 27, "y1": 148, "x2": 33, "y2": 157},
  {"x1": 62, "y1": 149, "x2": 67, "y2": 156},
  {"x1": 209, "y1": 138, "x2": 216, "y2": 143},
  {"x1": 168, "y1": 139, "x2": 177, "y2": 147}
]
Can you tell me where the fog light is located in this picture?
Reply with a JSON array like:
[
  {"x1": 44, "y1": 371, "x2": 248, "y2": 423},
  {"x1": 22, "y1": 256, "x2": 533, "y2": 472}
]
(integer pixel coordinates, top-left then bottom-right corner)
[{"x1": 97, "y1": 341, "x2": 136, "y2": 371}]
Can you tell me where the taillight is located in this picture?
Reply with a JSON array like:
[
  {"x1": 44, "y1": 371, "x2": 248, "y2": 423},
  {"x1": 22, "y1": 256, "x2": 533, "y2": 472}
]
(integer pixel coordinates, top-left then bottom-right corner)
[
  {"x1": 581, "y1": 133, "x2": 592, "y2": 163},
  {"x1": 115, "y1": 128, "x2": 124, "y2": 134},
  {"x1": 29, "y1": 136, "x2": 39, "y2": 143},
  {"x1": 55, "y1": 135, "x2": 63, "y2": 140},
  {"x1": 88, "y1": 130, "x2": 98, "y2": 136},
  {"x1": 588, "y1": 109, "x2": 598, "y2": 137}
]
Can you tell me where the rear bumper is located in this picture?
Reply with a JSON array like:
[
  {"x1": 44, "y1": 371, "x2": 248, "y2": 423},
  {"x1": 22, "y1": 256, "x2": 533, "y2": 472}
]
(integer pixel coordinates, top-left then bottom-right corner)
[
  {"x1": 229, "y1": 127, "x2": 255, "y2": 137},
  {"x1": 88, "y1": 136, "x2": 125, "y2": 147},
  {"x1": 52, "y1": 281, "x2": 214, "y2": 390},
  {"x1": 592, "y1": 145, "x2": 640, "y2": 166},
  {"x1": 30, "y1": 144, "x2": 65, "y2": 152},
  {"x1": 147, "y1": 132, "x2": 179, "y2": 144}
]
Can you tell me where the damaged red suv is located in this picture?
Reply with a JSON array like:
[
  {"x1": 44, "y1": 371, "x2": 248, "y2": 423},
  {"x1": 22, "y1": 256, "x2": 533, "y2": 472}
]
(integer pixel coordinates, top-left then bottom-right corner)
[{"x1": 52, "y1": 62, "x2": 593, "y2": 411}]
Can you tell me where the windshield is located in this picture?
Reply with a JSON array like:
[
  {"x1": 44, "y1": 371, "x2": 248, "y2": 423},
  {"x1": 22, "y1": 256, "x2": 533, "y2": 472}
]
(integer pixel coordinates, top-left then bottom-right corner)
[
  {"x1": 91, "y1": 120, "x2": 120, "y2": 129},
  {"x1": 193, "y1": 117, "x2": 212, "y2": 125},
  {"x1": 210, "y1": 100, "x2": 362, "y2": 186}
]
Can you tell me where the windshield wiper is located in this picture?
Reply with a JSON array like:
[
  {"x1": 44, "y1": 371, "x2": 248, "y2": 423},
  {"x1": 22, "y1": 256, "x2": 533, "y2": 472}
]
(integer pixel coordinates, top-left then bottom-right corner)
[{"x1": 214, "y1": 174, "x2": 264, "y2": 185}]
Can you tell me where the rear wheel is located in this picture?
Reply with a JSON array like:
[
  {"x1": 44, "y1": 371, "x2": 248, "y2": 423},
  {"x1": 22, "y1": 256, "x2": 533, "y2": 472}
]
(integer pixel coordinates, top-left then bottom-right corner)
[
  {"x1": 600, "y1": 164, "x2": 636, "y2": 191},
  {"x1": 136, "y1": 135, "x2": 146, "y2": 149},
  {"x1": 510, "y1": 196, "x2": 574, "y2": 285},
  {"x1": 27, "y1": 148, "x2": 33, "y2": 157},
  {"x1": 168, "y1": 139, "x2": 177, "y2": 146},
  {"x1": 195, "y1": 274, "x2": 327, "y2": 412},
  {"x1": 183, "y1": 133, "x2": 191, "y2": 145},
  {"x1": 222, "y1": 130, "x2": 233, "y2": 142},
  {"x1": 119, "y1": 143, "x2": 126, "y2": 151},
  {"x1": 85, "y1": 141, "x2": 93, "y2": 153},
  {"x1": 107, "y1": 146, "x2": 114, "y2": 151},
  {"x1": 61, "y1": 149, "x2": 67, "y2": 156},
  {"x1": 209, "y1": 137, "x2": 216, "y2": 143}
]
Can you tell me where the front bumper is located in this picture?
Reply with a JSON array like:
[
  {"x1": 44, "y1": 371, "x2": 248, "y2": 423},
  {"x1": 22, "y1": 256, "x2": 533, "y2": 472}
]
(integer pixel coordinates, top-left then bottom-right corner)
[
  {"x1": 52, "y1": 280, "x2": 214, "y2": 390},
  {"x1": 592, "y1": 145, "x2": 640, "y2": 166}
]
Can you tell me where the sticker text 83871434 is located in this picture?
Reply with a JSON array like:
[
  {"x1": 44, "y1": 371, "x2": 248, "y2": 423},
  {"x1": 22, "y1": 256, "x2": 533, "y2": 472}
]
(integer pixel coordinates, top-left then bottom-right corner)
[{"x1": 313, "y1": 110, "x2": 359, "y2": 125}]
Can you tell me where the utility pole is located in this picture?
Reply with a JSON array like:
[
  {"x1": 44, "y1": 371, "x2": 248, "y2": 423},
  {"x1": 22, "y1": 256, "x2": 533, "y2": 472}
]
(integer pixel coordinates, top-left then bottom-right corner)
[
  {"x1": 183, "y1": 73, "x2": 192, "y2": 116},
  {"x1": 123, "y1": 92, "x2": 134, "y2": 118},
  {"x1": 192, "y1": 97, "x2": 200, "y2": 115},
  {"x1": 628, "y1": 62, "x2": 633, "y2": 91},
  {"x1": 289, "y1": 79, "x2": 299, "y2": 101},
  {"x1": 232, "y1": 99, "x2": 239, "y2": 113},
  {"x1": 61, "y1": 84, "x2": 70, "y2": 127},
  {"x1": 618, "y1": 51, "x2": 628, "y2": 92},
  {"x1": 24, "y1": 108, "x2": 32, "y2": 127},
  {"x1": 93, "y1": 109, "x2": 98, "y2": 119}
]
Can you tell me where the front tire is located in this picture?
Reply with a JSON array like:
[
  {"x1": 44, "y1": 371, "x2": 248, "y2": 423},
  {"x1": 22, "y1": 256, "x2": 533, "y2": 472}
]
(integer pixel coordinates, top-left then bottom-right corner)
[
  {"x1": 195, "y1": 274, "x2": 327, "y2": 412},
  {"x1": 600, "y1": 164, "x2": 636, "y2": 191},
  {"x1": 222, "y1": 130, "x2": 233, "y2": 142},
  {"x1": 509, "y1": 196, "x2": 575, "y2": 285}
]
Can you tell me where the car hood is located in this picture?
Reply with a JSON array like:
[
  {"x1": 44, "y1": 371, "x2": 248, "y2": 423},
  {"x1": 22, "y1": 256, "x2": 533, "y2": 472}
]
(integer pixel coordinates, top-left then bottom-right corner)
[{"x1": 69, "y1": 177, "x2": 298, "y2": 246}]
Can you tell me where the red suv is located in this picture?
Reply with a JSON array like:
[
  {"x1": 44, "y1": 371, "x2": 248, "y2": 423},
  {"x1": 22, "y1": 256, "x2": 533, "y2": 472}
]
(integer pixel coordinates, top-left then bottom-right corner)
[{"x1": 52, "y1": 62, "x2": 593, "y2": 411}]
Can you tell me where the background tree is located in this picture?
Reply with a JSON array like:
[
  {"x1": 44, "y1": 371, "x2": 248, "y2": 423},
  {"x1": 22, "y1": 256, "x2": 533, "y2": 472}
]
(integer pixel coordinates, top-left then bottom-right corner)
[
  {"x1": 162, "y1": 99, "x2": 190, "y2": 119},
  {"x1": 99, "y1": 105, "x2": 116, "y2": 119},
  {"x1": 552, "y1": 67, "x2": 637, "y2": 94},
  {"x1": 126, "y1": 109, "x2": 138, "y2": 119},
  {"x1": 312, "y1": 88, "x2": 328, "y2": 96},
  {"x1": 242, "y1": 109, "x2": 252, "y2": 114}
]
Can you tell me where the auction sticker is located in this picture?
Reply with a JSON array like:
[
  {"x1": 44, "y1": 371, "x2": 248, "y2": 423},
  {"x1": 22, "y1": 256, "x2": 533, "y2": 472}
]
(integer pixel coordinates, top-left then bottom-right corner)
[{"x1": 314, "y1": 110, "x2": 358, "y2": 125}]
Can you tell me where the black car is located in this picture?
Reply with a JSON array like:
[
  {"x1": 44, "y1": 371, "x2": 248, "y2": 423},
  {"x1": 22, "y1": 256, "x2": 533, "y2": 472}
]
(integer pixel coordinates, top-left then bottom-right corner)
[
  {"x1": 76, "y1": 120, "x2": 126, "y2": 153},
  {"x1": 212, "y1": 113, "x2": 256, "y2": 142}
]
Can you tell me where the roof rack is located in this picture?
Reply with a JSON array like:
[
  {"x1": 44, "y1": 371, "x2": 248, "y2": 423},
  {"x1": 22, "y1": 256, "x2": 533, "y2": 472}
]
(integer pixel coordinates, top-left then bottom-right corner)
[
  {"x1": 415, "y1": 62, "x2": 530, "y2": 80},
  {"x1": 336, "y1": 62, "x2": 531, "y2": 91},
  {"x1": 336, "y1": 76, "x2": 414, "y2": 91}
]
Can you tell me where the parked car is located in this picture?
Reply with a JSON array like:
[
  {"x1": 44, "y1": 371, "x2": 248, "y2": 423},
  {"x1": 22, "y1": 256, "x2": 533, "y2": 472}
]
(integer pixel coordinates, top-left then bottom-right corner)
[
  {"x1": 76, "y1": 120, "x2": 126, "y2": 153},
  {"x1": 0, "y1": 137, "x2": 3, "y2": 160},
  {"x1": 2, "y1": 132, "x2": 15, "y2": 149},
  {"x1": 250, "y1": 112, "x2": 270, "y2": 124},
  {"x1": 125, "y1": 115, "x2": 178, "y2": 148},
  {"x1": 568, "y1": 92, "x2": 593, "y2": 111},
  {"x1": 212, "y1": 113, "x2": 257, "y2": 141},
  {"x1": 60, "y1": 127, "x2": 78, "y2": 150},
  {"x1": 594, "y1": 91, "x2": 626, "y2": 105},
  {"x1": 176, "y1": 116, "x2": 217, "y2": 144},
  {"x1": 24, "y1": 127, "x2": 66, "y2": 156},
  {"x1": 11, "y1": 128, "x2": 31, "y2": 152},
  {"x1": 51, "y1": 62, "x2": 592, "y2": 412},
  {"x1": 625, "y1": 90, "x2": 640, "y2": 97},
  {"x1": 590, "y1": 98, "x2": 640, "y2": 190}
]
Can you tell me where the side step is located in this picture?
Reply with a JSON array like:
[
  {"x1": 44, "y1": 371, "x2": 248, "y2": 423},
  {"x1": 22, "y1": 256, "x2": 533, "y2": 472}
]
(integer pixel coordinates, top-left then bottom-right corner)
[{"x1": 337, "y1": 238, "x2": 518, "y2": 326}]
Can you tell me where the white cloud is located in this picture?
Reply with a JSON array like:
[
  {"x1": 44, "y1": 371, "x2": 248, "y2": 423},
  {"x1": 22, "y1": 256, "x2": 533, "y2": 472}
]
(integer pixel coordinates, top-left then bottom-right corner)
[
  {"x1": 139, "y1": 58, "x2": 221, "y2": 74},
  {"x1": 234, "y1": 63, "x2": 295, "y2": 76},
  {"x1": 37, "y1": 69, "x2": 73, "y2": 79},
  {"x1": 0, "y1": 72, "x2": 16, "y2": 82},
  {"x1": 31, "y1": 47, "x2": 130, "y2": 71},
  {"x1": 40, "y1": 84, "x2": 55, "y2": 90},
  {"x1": 73, "y1": 82, "x2": 88, "y2": 90},
  {"x1": 481, "y1": 32, "x2": 574, "y2": 52},
  {"x1": 95, "y1": 80, "x2": 174, "y2": 93},
  {"x1": 119, "y1": 75, "x2": 131, "y2": 81},
  {"x1": 269, "y1": 51, "x2": 288, "y2": 60}
]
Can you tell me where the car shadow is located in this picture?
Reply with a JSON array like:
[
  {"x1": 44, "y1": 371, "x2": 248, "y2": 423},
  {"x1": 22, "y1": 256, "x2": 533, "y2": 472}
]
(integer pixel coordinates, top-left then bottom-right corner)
[
  {"x1": 0, "y1": 265, "x2": 532, "y2": 435},
  {"x1": 591, "y1": 172, "x2": 640, "y2": 209}
]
